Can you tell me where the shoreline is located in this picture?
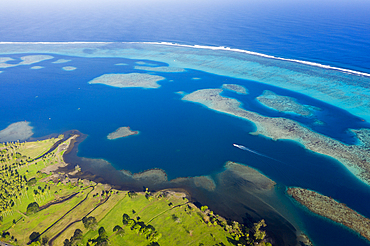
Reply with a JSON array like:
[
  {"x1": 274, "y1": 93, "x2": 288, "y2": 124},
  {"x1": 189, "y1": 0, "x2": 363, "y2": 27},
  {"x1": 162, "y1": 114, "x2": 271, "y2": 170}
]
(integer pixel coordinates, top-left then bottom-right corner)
[{"x1": 60, "y1": 132, "x2": 308, "y2": 246}]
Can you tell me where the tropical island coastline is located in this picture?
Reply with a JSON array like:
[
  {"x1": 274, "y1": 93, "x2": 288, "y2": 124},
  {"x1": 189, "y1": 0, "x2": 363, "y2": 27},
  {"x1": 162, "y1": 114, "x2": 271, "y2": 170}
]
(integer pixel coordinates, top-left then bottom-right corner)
[{"x1": 0, "y1": 135, "x2": 274, "y2": 246}]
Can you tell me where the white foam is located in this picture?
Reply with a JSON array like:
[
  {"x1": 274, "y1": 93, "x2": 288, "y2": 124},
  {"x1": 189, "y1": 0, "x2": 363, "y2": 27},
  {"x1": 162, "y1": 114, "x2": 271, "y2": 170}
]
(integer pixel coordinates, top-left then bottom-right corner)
[
  {"x1": 1, "y1": 41, "x2": 369, "y2": 78},
  {"x1": 133, "y1": 42, "x2": 370, "y2": 78}
]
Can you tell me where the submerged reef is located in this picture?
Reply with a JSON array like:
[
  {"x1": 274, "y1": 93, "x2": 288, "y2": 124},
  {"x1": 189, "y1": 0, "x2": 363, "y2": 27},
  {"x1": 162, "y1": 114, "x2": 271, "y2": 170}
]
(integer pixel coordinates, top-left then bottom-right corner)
[
  {"x1": 222, "y1": 84, "x2": 248, "y2": 95},
  {"x1": 224, "y1": 161, "x2": 276, "y2": 191},
  {"x1": 52, "y1": 58, "x2": 71, "y2": 64},
  {"x1": 182, "y1": 88, "x2": 370, "y2": 184},
  {"x1": 257, "y1": 90, "x2": 319, "y2": 116},
  {"x1": 134, "y1": 66, "x2": 185, "y2": 73},
  {"x1": 30, "y1": 66, "x2": 44, "y2": 69},
  {"x1": 62, "y1": 66, "x2": 76, "y2": 71},
  {"x1": 0, "y1": 121, "x2": 33, "y2": 142},
  {"x1": 287, "y1": 187, "x2": 370, "y2": 242},
  {"x1": 107, "y1": 126, "x2": 139, "y2": 140},
  {"x1": 0, "y1": 55, "x2": 53, "y2": 68},
  {"x1": 88, "y1": 73, "x2": 165, "y2": 89},
  {"x1": 1, "y1": 42, "x2": 370, "y2": 122}
]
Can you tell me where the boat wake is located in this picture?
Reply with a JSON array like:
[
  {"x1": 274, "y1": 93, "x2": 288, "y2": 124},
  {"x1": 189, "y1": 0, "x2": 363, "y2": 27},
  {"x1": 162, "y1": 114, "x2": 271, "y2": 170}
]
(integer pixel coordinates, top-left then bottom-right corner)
[{"x1": 233, "y1": 143, "x2": 282, "y2": 163}]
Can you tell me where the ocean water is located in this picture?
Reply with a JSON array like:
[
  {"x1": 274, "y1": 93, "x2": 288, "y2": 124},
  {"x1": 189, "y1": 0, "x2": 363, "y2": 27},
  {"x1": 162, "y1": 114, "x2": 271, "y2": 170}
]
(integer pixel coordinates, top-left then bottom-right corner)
[{"x1": 1, "y1": 0, "x2": 370, "y2": 245}]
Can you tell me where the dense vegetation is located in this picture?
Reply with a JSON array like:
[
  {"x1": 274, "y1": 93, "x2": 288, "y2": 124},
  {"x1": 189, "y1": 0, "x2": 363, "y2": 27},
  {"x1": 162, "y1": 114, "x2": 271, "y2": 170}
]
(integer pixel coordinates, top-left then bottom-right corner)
[{"x1": 0, "y1": 136, "x2": 271, "y2": 246}]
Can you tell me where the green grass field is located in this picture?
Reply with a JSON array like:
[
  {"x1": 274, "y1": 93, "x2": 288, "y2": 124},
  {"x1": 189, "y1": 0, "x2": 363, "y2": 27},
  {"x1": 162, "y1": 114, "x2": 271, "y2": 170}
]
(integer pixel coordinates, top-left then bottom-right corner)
[{"x1": 0, "y1": 136, "x2": 269, "y2": 246}]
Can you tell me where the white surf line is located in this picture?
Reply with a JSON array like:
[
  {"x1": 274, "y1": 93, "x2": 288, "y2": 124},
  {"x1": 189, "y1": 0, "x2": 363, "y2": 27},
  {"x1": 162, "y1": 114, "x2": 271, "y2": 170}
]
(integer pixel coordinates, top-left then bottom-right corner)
[
  {"x1": 0, "y1": 42, "x2": 112, "y2": 44},
  {"x1": 136, "y1": 41, "x2": 370, "y2": 78},
  {"x1": 1, "y1": 41, "x2": 369, "y2": 78}
]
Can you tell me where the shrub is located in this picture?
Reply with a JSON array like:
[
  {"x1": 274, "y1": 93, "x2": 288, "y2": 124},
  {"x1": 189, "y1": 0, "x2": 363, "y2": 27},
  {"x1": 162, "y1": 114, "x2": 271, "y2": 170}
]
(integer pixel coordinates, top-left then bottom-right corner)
[
  {"x1": 82, "y1": 216, "x2": 98, "y2": 230},
  {"x1": 27, "y1": 177, "x2": 37, "y2": 186},
  {"x1": 27, "y1": 202, "x2": 40, "y2": 215},
  {"x1": 29, "y1": 232, "x2": 40, "y2": 242}
]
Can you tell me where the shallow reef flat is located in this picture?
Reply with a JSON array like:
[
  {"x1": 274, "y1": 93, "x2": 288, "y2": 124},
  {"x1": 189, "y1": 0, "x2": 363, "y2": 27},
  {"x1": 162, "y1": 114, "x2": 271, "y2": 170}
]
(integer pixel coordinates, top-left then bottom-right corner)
[
  {"x1": 30, "y1": 66, "x2": 44, "y2": 69},
  {"x1": 134, "y1": 66, "x2": 185, "y2": 73},
  {"x1": 182, "y1": 88, "x2": 370, "y2": 184},
  {"x1": 222, "y1": 84, "x2": 248, "y2": 94},
  {"x1": 0, "y1": 54, "x2": 53, "y2": 68},
  {"x1": 257, "y1": 90, "x2": 318, "y2": 116},
  {"x1": 62, "y1": 66, "x2": 76, "y2": 71},
  {"x1": 287, "y1": 187, "x2": 370, "y2": 242},
  {"x1": 0, "y1": 57, "x2": 13, "y2": 63},
  {"x1": 1, "y1": 43, "x2": 369, "y2": 121},
  {"x1": 88, "y1": 73, "x2": 165, "y2": 89},
  {"x1": 0, "y1": 121, "x2": 33, "y2": 142},
  {"x1": 224, "y1": 161, "x2": 276, "y2": 191},
  {"x1": 52, "y1": 58, "x2": 71, "y2": 63},
  {"x1": 107, "y1": 126, "x2": 139, "y2": 140}
]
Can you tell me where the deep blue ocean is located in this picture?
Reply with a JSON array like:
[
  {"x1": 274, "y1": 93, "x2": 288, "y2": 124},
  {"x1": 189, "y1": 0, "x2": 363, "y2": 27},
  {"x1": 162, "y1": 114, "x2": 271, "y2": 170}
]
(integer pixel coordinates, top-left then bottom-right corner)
[{"x1": 1, "y1": 0, "x2": 370, "y2": 245}]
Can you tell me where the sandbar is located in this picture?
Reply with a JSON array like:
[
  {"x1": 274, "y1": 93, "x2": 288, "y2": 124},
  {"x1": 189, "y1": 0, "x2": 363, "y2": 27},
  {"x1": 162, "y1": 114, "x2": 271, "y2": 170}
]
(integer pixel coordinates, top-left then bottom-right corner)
[
  {"x1": 107, "y1": 126, "x2": 139, "y2": 140},
  {"x1": 134, "y1": 66, "x2": 185, "y2": 73},
  {"x1": 182, "y1": 88, "x2": 370, "y2": 184},
  {"x1": 0, "y1": 121, "x2": 33, "y2": 142},
  {"x1": 222, "y1": 84, "x2": 248, "y2": 95},
  {"x1": 30, "y1": 66, "x2": 44, "y2": 69},
  {"x1": 62, "y1": 66, "x2": 77, "y2": 71},
  {"x1": 288, "y1": 187, "x2": 370, "y2": 242},
  {"x1": 257, "y1": 90, "x2": 319, "y2": 116},
  {"x1": 52, "y1": 59, "x2": 71, "y2": 64},
  {"x1": 88, "y1": 73, "x2": 165, "y2": 89}
]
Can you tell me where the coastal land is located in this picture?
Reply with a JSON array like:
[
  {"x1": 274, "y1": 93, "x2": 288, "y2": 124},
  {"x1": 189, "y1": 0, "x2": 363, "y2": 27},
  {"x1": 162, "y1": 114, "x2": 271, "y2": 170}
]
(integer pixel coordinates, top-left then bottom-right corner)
[
  {"x1": 107, "y1": 127, "x2": 139, "y2": 140},
  {"x1": 182, "y1": 88, "x2": 370, "y2": 185},
  {"x1": 0, "y1": 136, "x2": 271, "y2": 246},
  {"x1": 256, "y1": 90, "x2": 318, "y2": 116},
  {"x1": 287, "y1": 187, "x2": 370, "y2": 242},
  {"x1": 88, "y1": 73, "x2": 165, "y2": 89}
]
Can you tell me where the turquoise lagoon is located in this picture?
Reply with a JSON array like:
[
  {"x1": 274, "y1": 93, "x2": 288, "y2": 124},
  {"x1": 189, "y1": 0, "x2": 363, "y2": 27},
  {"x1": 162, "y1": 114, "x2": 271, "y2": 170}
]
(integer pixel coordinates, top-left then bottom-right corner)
[{"x1": 1, "y1": 43, "x2": 370, "y2": 245}]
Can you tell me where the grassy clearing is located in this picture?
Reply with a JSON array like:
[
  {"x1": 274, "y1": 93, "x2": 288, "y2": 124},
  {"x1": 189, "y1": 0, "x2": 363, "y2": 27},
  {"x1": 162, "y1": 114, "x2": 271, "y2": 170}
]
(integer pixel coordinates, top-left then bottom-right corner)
[{"x1": 1, "y1": 137, "x2": 268, "y2": 246}]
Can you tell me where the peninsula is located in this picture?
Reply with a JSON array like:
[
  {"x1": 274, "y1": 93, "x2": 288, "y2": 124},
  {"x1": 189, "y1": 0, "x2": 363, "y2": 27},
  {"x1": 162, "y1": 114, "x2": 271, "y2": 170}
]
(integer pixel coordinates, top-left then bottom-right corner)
[
  {"x1": 287, "y1": 187, "x2": 370, "y2": 242},
  {"x1": 107, "y1": 126, "x2": 139, "y2": 140}
]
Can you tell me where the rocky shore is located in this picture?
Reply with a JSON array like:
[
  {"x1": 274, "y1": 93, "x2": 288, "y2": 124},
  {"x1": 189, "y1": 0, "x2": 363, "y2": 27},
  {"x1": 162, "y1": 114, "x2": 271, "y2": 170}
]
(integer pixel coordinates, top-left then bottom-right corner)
[{"x1": 287, "y1": 187, "x2": 370, "y2": 242}]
